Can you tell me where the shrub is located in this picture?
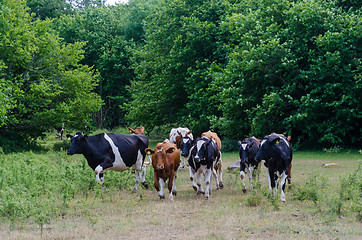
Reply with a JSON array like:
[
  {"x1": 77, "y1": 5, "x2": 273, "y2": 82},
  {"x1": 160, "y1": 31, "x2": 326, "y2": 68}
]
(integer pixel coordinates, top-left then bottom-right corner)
[{"x1": 293, "y1": 175, "x2": 328, "y2": 204}]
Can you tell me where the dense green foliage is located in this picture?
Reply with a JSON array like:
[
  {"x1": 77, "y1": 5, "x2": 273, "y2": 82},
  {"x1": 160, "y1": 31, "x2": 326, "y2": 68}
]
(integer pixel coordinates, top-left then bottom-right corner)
[
  {"x1": 0, "y1": 0, "x2": 360, "y2": 149},
  {"x1": 127, "y1": 0, "x2": 361, "y2": 147},
  {"x1": 0, "y1": 0, "x2": 102, "y2": 151}
]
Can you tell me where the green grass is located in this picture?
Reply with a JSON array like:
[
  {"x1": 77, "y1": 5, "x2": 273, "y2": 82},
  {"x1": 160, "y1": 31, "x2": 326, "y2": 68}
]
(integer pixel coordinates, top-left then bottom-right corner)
[{"x1": 0, "y1": 131, "x2": 360, "y2": 239}]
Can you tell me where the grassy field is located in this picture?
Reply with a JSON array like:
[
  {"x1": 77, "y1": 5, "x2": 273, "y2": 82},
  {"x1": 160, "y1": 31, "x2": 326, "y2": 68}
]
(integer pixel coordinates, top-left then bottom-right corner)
[{"x1": 0, "y1": 132, "x2": 360, "y2": 239}]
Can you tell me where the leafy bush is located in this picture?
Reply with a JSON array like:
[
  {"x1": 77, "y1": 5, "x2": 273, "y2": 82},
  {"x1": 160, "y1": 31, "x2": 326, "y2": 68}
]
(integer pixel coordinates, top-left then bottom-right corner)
[
  {"x1": 293, "y1": 175, "x2": 328, "y2": 204},
  {"x1": 337, "y1": 163, "x2": 361, "y2": 221}
]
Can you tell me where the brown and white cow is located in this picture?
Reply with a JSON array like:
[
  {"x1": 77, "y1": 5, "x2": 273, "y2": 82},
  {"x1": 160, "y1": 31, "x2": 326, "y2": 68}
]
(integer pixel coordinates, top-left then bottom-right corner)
[
  {"x1": 169, "y1": 127, "x2": 193, "y2": 168},
  {"x1": 145, "y1": 141, "x2": 181, "y2": 201},
  {"x1": 201, "y1": 130, "x2": 223, "y2": 189},
  {"x1": 128, "y1": 127, "x2": 145, "y2": 135}
]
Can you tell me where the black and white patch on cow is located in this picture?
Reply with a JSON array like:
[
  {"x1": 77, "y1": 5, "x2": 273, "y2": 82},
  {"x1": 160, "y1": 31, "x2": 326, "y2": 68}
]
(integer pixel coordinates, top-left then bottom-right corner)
[
  {"x1": 188, "y1": 137, "x2": 222, "y2": 199},
  {"x1": 169, "y1": 127, "x2": 193, "y2": 168},
  {"x1": 238, "y1": 136, "x2": 261, "y2": 192},
  {"x1": 67, "y1": 132, "x2": 149, "y2": 192},
  {"x1": 255, "y1": 133, "x2": 292, "y2": 202}
]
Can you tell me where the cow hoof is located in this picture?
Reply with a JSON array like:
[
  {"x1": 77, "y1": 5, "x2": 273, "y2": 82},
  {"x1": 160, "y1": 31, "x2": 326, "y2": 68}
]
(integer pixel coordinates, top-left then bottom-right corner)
[
  {"x1": 142, "y1": 181, "x2": 149, "y2": 189},
  {"x1": 172, "y1": 191, "x2": 177, "y2": 196},
  {"x1": 197, "y1": 190, "x2": 205, "y2": 195},
  {"x1": 193, "y1": 186, "x2": 197, "y2": 192},
  {"x1": 242, "y1": 188, "x2": 247, "y2": 194},
  {"x1": 219, "y1": 183, "x2": 224, "y2": 189},
  {"x1": 132, "y1": 188, "x2": 137, "y2": 193},
  {"x1": 159, "y1": 195, "x2": 165, "y2": 199},
  {"x1": 205, "y1": 196, "x2": 209, "y2": 200}
]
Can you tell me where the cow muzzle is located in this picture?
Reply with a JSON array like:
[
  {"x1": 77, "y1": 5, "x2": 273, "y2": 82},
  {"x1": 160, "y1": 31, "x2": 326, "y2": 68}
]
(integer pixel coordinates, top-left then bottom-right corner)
[
  {"x1": 194, "y1": 156, "x2": 202, "y2": 162},
  {"x1": 156, "y1": 165, "x2": 165, "y2": 170},
  {"x1": 181, "y1": 152, "x2": 188, "y2": 157},
  {"x1": 94, "y1": 165, "x2": 104, "y2": 175}
]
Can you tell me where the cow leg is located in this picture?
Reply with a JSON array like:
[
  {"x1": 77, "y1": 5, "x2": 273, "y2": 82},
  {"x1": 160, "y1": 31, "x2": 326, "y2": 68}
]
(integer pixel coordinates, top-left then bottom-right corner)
[
  {"x1": 171, "y1": 175, "x2": 177, "y2": 196},
  {"x1": 280, "y1": 171, "x2": 288, "y2": 202},
  {"x1": 265, "y1": 167, "x2": 274, "y2": 194},
  {"x1": 287, "y1": 162, "x2": 292, "y2": 185},
  {"x1": 240, "y1": 170, "x2": 246, "y2": 190},
  {"x1": 140, "y1": 164, "x2": 149, "y2": 188},
  {"x1": 132, "y1": 151, "x2": 148, "y2": 193},
  {"x1": 269, "y1": 169, "x2": 277, "y2": 196},
  {"x1": 189, "y1": 166, "x2": 198, "y2": 192},
  {"x1": 248, "y1": 167, "x2": 254, "y2": 189},
  {"x1": 196, "y1": 169, "x2": 205, "y2": 195},
  {"x1": 168, "y1": 174, "x2": 176, "y2": 201},
  {"x1": 212, "y1": 168, "x2": 220, "y2": 190},
  {"x1": 218, "y1": 160, "x2": 223, "y2": 189},
  {"x1": 158, "y1": 178, "x2": 165, "y2": 199},
  {"x1": 204, "y1": 168, "x2": 213, "y2": 199}
]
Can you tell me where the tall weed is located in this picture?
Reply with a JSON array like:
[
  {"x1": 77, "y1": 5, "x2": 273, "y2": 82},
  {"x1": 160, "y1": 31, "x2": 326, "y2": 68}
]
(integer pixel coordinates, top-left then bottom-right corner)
[{"x1": 336, "y1": 163, "x2": 361, "y2": 221}]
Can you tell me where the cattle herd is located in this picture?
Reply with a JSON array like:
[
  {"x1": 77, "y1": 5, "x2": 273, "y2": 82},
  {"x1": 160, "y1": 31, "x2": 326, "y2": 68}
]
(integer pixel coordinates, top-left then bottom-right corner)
[{"x1": 66, "y1": 127, "x2": 292, "y2": 202}]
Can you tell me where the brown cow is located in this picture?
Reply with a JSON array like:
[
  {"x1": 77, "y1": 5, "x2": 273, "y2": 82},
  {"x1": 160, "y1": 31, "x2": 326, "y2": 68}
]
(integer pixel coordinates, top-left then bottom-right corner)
[
  {"x1": 202, "y1": 130, "x2": 222, "y2": 150},
  {"x1": 201, "y1": 130, "x2": 224, "y2": 189},
  {"x1": 128, "y1": 127, "x2": 145, "y2": 135},
  {"x1": 145, "y1": 141, "x2": 181, "y2": 201}
]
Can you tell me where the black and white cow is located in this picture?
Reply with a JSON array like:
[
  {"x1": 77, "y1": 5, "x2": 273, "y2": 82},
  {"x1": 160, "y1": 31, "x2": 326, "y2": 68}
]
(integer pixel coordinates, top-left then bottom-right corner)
[
  {"x1": 255, "y1": 133, "x2": 292, "y2": 202},
  {"x1": 66, "y1": 132, "x2": 149, "y2": 192},
  {"x1": 169, "y1": 127, "x2": 193, "y2": 168},
  {"x1": 188, "y1": 137, "x2": 222, "y2": 199},
  {"x1": 238, "y1": 136, "x2": 261, "y2": 192}
]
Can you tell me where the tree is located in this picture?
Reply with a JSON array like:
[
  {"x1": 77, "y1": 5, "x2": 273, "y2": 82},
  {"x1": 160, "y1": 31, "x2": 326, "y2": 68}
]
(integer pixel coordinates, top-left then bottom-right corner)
[
  {"x1": 126, "y1": 0, "x2": 232, "y2": 134},
  {"x1": 26, "y1": 0, "x2": 73, "y2": 20},
  {"x1": 214, "y1": 0, "x2": 361, "y2": 147},
  {"x1": 0, "y1": 0, "x2": 102, "y2": 151},
  {"x1": 54, "y1": 0, "x2": 156, "y2": 128}
]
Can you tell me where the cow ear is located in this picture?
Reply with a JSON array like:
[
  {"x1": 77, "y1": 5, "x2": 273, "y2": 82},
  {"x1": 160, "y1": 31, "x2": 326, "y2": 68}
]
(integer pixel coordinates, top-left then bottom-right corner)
[
  {"x1": 237, "y1": 140, "x2": 242, "y2": 147},
  {"x1": 82, "y1": 135, "x2": 88, "y2": 141},
  {"x1": 186, "y1": 130, "x2": 192, "y2": 136},
  {"x1": 66, "y1": 134, "x2": 73, "y2": 139},
  {"x1": 145, "y1": 148, "x2": 154, "y2": 155}
]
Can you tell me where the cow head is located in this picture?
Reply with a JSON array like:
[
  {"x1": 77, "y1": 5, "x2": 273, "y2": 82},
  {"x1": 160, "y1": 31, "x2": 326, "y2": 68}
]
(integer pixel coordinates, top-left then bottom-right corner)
[
  {"x1": 145, "y1": 144, "x2": 176, "y2": 170},
  {"x1": 129, "y1": 126, "x2": 145, "y2": 135},
  {"x1": 180, "y1": 136, "x2": 194, "y2": 157},
  {"x1": 194, "y1": 138, "x2": 213, "y2": 162},
  {"x1": 66, "y1": 132, "x2": 88, "y2": 155},
  {"x1": 255, "y1": 134, "x2": 280, "y2": 162}
]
